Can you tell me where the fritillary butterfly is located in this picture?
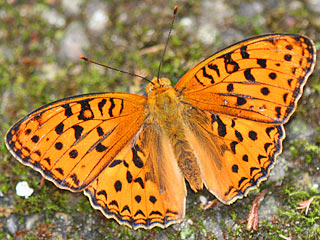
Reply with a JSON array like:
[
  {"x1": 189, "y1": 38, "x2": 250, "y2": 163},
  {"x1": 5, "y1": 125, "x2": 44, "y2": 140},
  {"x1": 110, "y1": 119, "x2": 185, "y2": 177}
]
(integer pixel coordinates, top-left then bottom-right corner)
[{"x1": 5, "y1": 12, "x2": 316, "y2": 230}]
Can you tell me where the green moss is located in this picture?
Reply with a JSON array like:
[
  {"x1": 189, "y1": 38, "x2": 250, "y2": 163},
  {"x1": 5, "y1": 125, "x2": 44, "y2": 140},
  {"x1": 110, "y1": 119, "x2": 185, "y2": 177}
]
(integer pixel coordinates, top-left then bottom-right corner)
[{"x1": 0, "y1": 232, "x2": 11, "y2": 240}]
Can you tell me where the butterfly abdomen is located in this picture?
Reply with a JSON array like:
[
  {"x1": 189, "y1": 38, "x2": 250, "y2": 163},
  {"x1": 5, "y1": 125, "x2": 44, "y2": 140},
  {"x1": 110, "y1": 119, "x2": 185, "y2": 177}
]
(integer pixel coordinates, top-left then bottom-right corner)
[{"x1": 147, "y1": 83, "x2": 203, "y2": 191}]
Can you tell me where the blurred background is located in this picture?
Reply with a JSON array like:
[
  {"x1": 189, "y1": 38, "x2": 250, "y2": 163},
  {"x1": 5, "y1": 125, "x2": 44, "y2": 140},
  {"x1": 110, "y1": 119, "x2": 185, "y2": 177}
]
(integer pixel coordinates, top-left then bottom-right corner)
[{"x1": 0, "y1": 0, "x2": 319, "y2": 239}]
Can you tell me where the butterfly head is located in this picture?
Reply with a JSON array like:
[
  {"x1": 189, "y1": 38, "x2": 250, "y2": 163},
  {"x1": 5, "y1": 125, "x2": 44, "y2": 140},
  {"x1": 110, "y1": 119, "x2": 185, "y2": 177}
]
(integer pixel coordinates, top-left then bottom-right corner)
[{"x1": 145, "y1": 77, "x2": 172, "y2": 95}]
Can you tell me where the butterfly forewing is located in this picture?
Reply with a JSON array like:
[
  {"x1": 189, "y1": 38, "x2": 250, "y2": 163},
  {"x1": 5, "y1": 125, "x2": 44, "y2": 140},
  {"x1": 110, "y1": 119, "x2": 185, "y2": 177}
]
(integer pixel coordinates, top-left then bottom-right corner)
[
  {"x1": 6, "y1": 93, "x2": 147, "y2": 191},
  {"x1": 176, "y1": 34, "x2": 316, "y2": 123}
]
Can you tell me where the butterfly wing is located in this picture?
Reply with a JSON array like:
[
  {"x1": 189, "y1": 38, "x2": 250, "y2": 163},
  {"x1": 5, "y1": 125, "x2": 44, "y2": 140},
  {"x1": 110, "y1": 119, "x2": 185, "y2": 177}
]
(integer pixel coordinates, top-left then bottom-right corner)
[
  {"x1": 176, "y1": 34, "x2": 316, "y2": 123},
  {"x1": 6, "y1": 92, "x2": 187, "y2": 229},
  {"x1": 176, "y1": 34, "x2": 316, "y2": 203},
  {"x1": 181, "y1": 107, "x2": 283, "y2": 203},
  {"x1": 5, "y1": 93, "x2": 147, "y2": 191},
  {"x1": 85, "y1": 120, "x2": 186, "y2": 229}
]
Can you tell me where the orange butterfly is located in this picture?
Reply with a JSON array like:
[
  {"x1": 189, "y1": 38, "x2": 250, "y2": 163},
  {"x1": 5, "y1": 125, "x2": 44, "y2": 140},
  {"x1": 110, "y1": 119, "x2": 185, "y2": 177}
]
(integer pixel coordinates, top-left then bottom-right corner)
[{"x1": 5, "y1": 15, "x2": 316, "y2": 230}]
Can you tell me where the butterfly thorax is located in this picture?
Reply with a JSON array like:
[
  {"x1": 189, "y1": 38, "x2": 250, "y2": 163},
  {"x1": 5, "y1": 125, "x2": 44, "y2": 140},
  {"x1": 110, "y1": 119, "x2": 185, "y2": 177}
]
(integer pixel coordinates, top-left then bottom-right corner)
[
  {"x1": 145, "y1": 77, "x2": 172, "y2": 95},
  {"x1": 146, "y1": 77, "x2": 203, "y2": 191}
]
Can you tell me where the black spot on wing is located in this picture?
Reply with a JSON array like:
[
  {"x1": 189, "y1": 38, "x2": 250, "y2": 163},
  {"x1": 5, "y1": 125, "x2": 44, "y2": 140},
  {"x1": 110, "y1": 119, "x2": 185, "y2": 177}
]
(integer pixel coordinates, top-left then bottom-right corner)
[
  {"x1": 234, "y1": 130, "x2": 243, "y2": 142},
  {"x1": 261, "y1": 87, "x2": 270, "y2": 95},
  {"x1": 286, "y1": 44, "x2": 293, "y2": 50},
  {"x1": 114, "y1": 180, "x2": 122, "y2": 192},
  {"x1": 257, "y1": 154, "x2": 267, "y2": 164},
  {"x1": 275, "y1": 107, "x2": 281, "y2": 119},
  {"x1": 23, "y1": 147, "x2": 31, "y2": 153},
  {"x1": 264, "y1": 143, "x2": 272, "y2": 152},
  {"x1": 284, "y1": 54, "x2": 292, "y2": 61},
  {"x1": 149, "y1": 196, "x2": 157, "y2": 204},
  {"x1": 257, "y1": 59, "x2": 266, "y2": 68},
  {"x1": 109, "y1": 200, "x2": 119, "y2": 207},
  {"x1": 121, "y1": 205, "x2": 131, "y2": 214},
  {"x1": 70, "y1": 173, "x2": 80, "y2": 186},
  {"x1": 232, "y1": 164, "x2": 239, "y2": 173},
  {"x1": 96, "y1": 143, "x2": 108, "y2": 152},
  {"x1": 119, "y1": 99, "x2": 124, "y2": 114},
  {"x1": 123, "y1": 161, "x2": 129, "y2": 168},
  {"x1": 31, "y1": 135, "x2": 39, "y2": 143},
  {"x1": 55, "y1": 142, "x2": 63, "y2": 150},
  {"x1": 208, "y1": 63, "x2": 220, "y2": 77},
  {"x1": 283, "y1": 93, "x2": 288, "y2": 103},
  {"x1": 34, "y1": 150, "x2": 41, "y2": 156},
  {"x1": 55, "y1": 122, "x2": 64, "y2": 135},
  {"x1": 223, "y1": 52, "x2": 239, "y2": 73},
  {"x1": 150, "y1": 210, "x2": 163, "y2": 216},
  {"x1": 72, "y1": 125, "x2": 83, "y2": 140},
  {"x1": 248, "y1": 131, "x2": 257, "y2": 141},
  {"x1": 211, "y1": 114, "x2": 226, "y2": 137},
  {"x1": 108, "y1": 98, "x2": 115, "y2": 117},
  {"x1": 98, "y1": 99, "x2": 106, "y2": 116},
  {"x1": 78, "y1": 99, "x2": 94, "y2": 121},
  {"x1": 132, "y1": 146, "x2": 144, "y2": 168},
  {"x1": 97, "y1": 126, "x2": 104, "y2": 136},
  {"x1": 231, "y1": 119, "x2": 235, "y2": 128},
  {"x1": 134, "y1": 177, "x2": 144, "y2": 189},
  {"x1": 166, "y1": 209, "x2": 179, "y2": 215},
  {"x1": 44, "y1": 157, "x2": 51, "y2": 165},
  {"x1": 202, "y1": 67, "x2": 215, "y2": 84},
  {"x1": 237, "y1": 97, "x2": 247, "y2": 106},
  {"x1": 109, "y1": 160, "x2": 122, "y2": 167},
  {"x1": 230, "y1": 141, "x2": 238, "y2": 154},
  {"x1": 227, "y1": 83, "x2": 234, "y2": 92},
  {"x1": 134, "y1": 210, "x2": 145, "y2": 217},
  {"x1": 250, "y1": 167, "x2": 259, "y2": 176},
  {"x1": 69, "y1": 149, "x2": 78, "y2": 158},
  {"x1": 135, "y1": 195, "x2": 141, "y2": 203},
  {"x1": 242, "y1": 154, "x2": 248, "y2": 162},
  {"x1": 25, "y1": 129, "x2": 32, "y2": 135},
  {"x1": 238, "y1": 177, "x2": 248, "y2": 188},
  {"x1": 240, "y1": 45, "x2": 249, "y2": 58},
  {"x1": 62, "y1": 103, "x2": 73, "y2": 117},
  {"x1": 244, "y1": 69, "x2": 255, "y2": 82},
  {"x1": 55, "y1": 167, "x2": 64, "y2": 175},
  {"x1": 97, "y1": 190, "x2": 107, "y2": 201},
  {"x1": 269, "y1": 72, "x2": 277, "y2": 80},
  {"x1": 195, "y1": 75, "x2": 205, "y2": 86},
  {"x1": 126, "y1": 171, "x2": 133, "y2": 183}
]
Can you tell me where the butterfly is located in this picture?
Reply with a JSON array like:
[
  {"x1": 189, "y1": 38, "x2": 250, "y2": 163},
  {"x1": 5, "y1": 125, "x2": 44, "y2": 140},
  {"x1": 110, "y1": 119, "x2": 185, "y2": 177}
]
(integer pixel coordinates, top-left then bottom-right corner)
[{"x1": 5, "y1": 33, "x2": 316, "y2": 230}]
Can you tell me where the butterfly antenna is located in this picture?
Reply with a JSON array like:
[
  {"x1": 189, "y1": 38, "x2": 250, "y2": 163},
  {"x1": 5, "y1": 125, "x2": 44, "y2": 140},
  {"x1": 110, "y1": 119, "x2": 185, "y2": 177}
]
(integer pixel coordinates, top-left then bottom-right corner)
[
  {"x1": 80, "y1": 56, "x2": 153, "y2": 84},
  {"x1": 156, "y1": 5, "x2": 178, "y2": 82}
]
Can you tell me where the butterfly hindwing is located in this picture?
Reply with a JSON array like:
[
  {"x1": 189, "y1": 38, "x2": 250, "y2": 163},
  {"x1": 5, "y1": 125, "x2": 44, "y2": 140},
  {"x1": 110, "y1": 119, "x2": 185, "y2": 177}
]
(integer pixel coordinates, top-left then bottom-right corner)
[
  {"x1": 181, "y1": 106, "x2": 283, "y2": 203},
  {"x1": 6, "y1": 93, "x2": 147, "y2": 191},
  {"x1": 85, "y1": 120, "x2": 186, "y2": 229}
]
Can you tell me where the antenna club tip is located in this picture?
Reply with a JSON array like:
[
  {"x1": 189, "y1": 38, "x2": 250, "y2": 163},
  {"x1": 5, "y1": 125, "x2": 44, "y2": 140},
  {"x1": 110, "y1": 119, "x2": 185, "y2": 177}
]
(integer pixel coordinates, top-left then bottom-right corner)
[
  {"x1": 174, "y1": 5, "x2": 178, "y2": 14},
  {"x1": 80, "y1": 56, "x2": 88, "y2": 60}
]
